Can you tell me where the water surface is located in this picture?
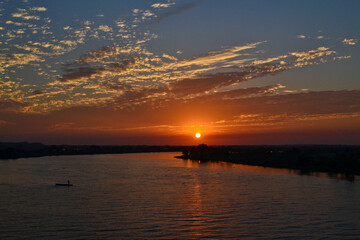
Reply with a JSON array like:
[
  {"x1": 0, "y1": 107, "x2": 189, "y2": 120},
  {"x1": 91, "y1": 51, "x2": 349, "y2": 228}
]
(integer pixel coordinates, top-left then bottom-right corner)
[{"x1": 1, "y1": 153, "x2": 359, "y2": 239}]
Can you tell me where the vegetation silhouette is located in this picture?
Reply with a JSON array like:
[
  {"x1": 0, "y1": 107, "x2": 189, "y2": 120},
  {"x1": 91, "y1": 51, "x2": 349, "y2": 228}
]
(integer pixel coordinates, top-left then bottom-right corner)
[
  {"x1": 176, "y1": 144, "x2": 360, "y2": 181},
  {"x1": 0, "y1": 142, "x2": 183, "y2": 160},
  {"x1": 2, "y1": 142, "x2": 359, "y2": 181}
]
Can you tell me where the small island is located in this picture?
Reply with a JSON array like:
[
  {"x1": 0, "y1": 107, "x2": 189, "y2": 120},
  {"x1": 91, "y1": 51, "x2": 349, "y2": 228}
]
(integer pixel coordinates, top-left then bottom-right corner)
[{"x1": 176, "y1": 144, "x2": 360, "y2": 179}]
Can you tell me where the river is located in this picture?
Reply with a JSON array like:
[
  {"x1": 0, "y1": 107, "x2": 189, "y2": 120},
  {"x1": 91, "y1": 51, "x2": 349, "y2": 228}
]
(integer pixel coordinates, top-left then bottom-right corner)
[{"x1": 1, "y1": 152, "x2": 359, "y2": 239}]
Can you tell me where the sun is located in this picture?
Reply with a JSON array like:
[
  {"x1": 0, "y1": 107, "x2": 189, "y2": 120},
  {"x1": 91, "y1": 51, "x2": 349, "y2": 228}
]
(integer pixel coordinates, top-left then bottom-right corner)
[{"x1": 195, "y1": 133, "x2": 201, "y2": 138}]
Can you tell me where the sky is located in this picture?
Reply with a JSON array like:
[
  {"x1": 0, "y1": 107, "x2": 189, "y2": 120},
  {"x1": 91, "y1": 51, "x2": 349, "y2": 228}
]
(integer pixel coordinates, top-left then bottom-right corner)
[{"x1": 0, "y1": 0, "x2": 359, "y2": 145}]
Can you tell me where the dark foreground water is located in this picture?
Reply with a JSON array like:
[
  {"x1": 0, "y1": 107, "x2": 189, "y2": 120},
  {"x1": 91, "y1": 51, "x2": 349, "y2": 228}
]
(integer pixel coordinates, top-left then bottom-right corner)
[{"x1": 1, "y1": 153, "x2": 360, "y2": 239}]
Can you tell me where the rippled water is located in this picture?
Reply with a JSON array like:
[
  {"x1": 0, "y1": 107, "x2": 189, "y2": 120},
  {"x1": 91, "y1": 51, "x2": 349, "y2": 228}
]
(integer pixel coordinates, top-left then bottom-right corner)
[{"x1": 1, "y1": 153, "x2": 360, "y2": 239}]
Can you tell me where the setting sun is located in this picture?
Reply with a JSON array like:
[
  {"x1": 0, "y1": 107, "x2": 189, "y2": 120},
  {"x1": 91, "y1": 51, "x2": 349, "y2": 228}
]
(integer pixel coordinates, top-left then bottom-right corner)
[{"x1": 195, "y1": 133, "x2": 201, "y2": 138}]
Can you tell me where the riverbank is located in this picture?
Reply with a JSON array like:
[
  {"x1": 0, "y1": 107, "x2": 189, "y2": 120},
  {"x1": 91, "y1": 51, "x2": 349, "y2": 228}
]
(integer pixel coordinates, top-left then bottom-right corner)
[
  {"x1": 0, "y1": 142, "x2": 183, "y2": 160},
  {"x1": 3, "y1": 142, "x2": 360, "y2": 178},
  {"x1": 176, "y1": 144, "x2": 360, "y2": 177}
]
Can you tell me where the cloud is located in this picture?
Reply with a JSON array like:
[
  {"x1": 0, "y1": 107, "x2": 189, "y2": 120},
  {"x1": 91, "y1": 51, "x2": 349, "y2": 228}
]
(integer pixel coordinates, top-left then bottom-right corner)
[
  {"x1": 0, "y1": 100, "x2": 32, "y2": 113},
  {"x1": 0, "y1": 0, "x2": 348, "y2": 115},
  {"x1": 77, "y1": 45, "x2": 120, "y2": 64},
  {"x1": 297, "y1": 35, "x2": 306, "y2": 39},
  {"x1": 168, "y1": 62, "x2": 288, "y2": 98},
  {"x1": 342, "y1": 38, "x2": 357, "y2": 45},
  {"x1": 151, "y1": 3, "x2": 175, "y2": 9},
  {"x1": 212, "y1": 112, "x2": 360, "y2": 130},
  {"x1": 52, "y1": 41, "x2": 262, "y2": 89},
  {"x1": 195, "y1": 84, "x2": 285, "y2": 101},
  {"x1": 31, "y1": 89, "x2": 46, "y2": 95},
  {"x1": 98, "y1": 81, "x2": 133, "y2": 92},
  {"x1": 290, "y1": 47, "x2": 335, "y2": 62},
  {"x1": 0, "y1": 53, "x2": 44, "y2": 73},
  {"x1": 55, "y1": 89, "x2": 360, "y2": 137},
  {"x1": 29, "y1": 7, "x2": 47, "y2": 12},
  {"x1": 237, "y1": 90, "x2": 360, "y2": 116},
  {"x1": 152, "y1": 1, "x2": 203, "y2": 24},
  {"x1": 12, "y1": 9, "x2": 41, "y2": 20},
  {"x1": 42, "y1": 42, "x2": 337, "y2": 113},
  {"x1": 106, "y1": 63, "x2": 289, "y2": 108},
  {"x1": 97, "y1": 25, "x2": 112, "y2": 32},
  {"x1": 142, "y1": 10, "x2": 155, "y2": 20},
  {"x1": 169, "y1": 72, "x2": 249, "y2": 97},
  {"x1": 162, "y1": 53, "x2": 177, "y2": 61},
  {"x1": 206, "y1": 90, "x2": 360, "y2": 132},
  {"x1": 181, "y1": 43, "x2": 260, "y2": 66},
  {"x1": 333, "y1": 55, "x2": 351, "y2": 60},
  {"x1": 251, "y1": 55, "x2": 288, "y2": 65},
  {"x1": 98, "y1": 44, "x2": 352, "y2": 115},
  {"x1": 50, "y1": 44, "x2": 138, "y2": 84},
  {"x1": 58, "y1": 59, "x2": 135, "y2": 83},
  {"x1": 2, "y1": 87, "x2": 359, "y2": 145}
]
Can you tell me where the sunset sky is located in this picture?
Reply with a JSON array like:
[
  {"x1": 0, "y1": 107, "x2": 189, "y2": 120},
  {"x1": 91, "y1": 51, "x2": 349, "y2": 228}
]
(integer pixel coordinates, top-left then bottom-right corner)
[{"x1": 0, "y1": 0, "x2": 359, "y2": 145}]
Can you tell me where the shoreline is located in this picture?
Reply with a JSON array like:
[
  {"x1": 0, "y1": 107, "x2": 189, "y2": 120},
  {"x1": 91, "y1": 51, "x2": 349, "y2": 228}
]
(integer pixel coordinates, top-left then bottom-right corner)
[
  {"x1": 175, "y1": 144, "x2": 360, "y2": 179},
  {"x1": 2, "y1": 142, "x2": 360, "y2": 180},
  {"x1": 0, "y1": 142, "x2": 183, "y2": 160}
]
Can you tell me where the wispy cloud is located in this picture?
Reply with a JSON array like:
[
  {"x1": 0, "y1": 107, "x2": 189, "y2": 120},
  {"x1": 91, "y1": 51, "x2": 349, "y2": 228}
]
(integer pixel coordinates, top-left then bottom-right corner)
[
  {"x1": 0, "y1": 100, "x2": 31, "y2": 113},
  {"x1": 290, "y1": 47, "x2": 335, "y2": 62},
  {"x1": 58, "y1": 58, "x2": 135, "y2": 83},
  {"x1": 151, "y1": 2, "x2": 175, "y2": 9},
  {"x1": 29, "y1": 7, "x2": 47, "y2": 12},
  {"x1": 151, "y1": 1, "x2": 203, "y2": 24},
  {"x1": 342, "y1": 38, "x2": 357, "y2": 45},
  {"x1": 1, "y1": 40, "x2": 340, "y2": 113},
  {"x1": 0, "y1": 0, "x2": 355, "y2": 116}
]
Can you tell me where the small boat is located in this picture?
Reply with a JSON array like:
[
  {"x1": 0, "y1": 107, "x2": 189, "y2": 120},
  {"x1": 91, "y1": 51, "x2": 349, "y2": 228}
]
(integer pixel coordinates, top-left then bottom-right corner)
[
  {"x1": 55, "y1": 180, "x2": 73, "y2": 186},
  {"x1": 55, "y1": 183, "x2": 73, "y2": 186}
]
